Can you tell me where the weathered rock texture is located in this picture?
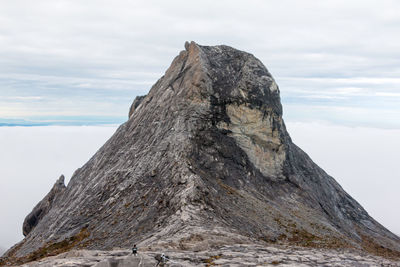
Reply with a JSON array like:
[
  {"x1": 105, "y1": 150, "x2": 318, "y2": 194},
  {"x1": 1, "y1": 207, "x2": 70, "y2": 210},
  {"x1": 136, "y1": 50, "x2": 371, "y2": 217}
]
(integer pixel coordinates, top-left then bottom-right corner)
[
  {"x1": 14, "y1": 245, "x2": 400, "y2": 267},
  {"x1": 2, "y1": 42, "x2": 400, "y2": 265}
]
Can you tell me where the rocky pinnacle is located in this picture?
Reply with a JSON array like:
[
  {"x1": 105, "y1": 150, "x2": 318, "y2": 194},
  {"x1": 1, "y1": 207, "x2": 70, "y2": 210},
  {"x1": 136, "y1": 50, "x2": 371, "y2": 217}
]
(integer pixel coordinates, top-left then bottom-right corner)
[{"x1": 2, "y1": 42, "x2": 399, "y2": 265}]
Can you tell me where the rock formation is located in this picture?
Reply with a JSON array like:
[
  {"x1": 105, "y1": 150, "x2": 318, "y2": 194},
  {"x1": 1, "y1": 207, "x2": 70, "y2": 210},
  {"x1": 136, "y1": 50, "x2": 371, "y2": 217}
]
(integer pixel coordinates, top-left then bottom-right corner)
[
  {"x1": 128, "y1": 95, "x2": 146, "y2": 118},
  {"x1": 23, "y1": 175, "x2": 66, "y2": 237},
  {"x1": 2, "y1": 42, "x2": 400, "y2": 265}
]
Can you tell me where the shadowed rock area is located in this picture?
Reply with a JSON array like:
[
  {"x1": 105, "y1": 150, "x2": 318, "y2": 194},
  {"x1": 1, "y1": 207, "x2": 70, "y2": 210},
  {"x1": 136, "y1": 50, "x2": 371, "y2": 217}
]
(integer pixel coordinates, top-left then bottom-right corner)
[{"x1": 2, "y1": 41, "x2": 399, "y2": 266}]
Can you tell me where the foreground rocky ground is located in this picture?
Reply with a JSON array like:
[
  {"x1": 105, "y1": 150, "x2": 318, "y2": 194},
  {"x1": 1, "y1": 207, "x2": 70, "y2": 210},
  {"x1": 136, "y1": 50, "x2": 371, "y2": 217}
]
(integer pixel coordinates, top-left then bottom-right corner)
[{"x1": 17, "y1": 244, "x2": 400, "y2": 267}]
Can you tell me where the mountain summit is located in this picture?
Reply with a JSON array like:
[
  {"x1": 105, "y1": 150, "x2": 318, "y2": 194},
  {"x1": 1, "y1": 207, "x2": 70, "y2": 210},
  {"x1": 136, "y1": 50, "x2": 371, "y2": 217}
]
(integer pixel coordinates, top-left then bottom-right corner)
[{"x1": 3, "y1": 42, "x2": 400, "y2": 264}]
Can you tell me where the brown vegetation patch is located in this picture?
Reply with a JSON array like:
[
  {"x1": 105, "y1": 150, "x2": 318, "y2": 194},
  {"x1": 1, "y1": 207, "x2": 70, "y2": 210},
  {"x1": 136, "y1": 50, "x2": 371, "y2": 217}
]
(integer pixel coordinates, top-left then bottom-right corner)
[
  {"x1": 360, "y1": 234, "x2": 400, "y2": 260},
  {"x1": 1, "y1": 227, "x2": 90, "y2": 266},
  {"x1": 202, "y1": 254, "x2": 222, "y2": 266},
  {"x1": 0, "y1": 239, "x2": 26, "y2": 266},
  {"x1": 269, "y1": 217, "x2": 351, "y2": 250},
  {"x1": 287, "y1": 227, "x2": 351, "y2": 250}
]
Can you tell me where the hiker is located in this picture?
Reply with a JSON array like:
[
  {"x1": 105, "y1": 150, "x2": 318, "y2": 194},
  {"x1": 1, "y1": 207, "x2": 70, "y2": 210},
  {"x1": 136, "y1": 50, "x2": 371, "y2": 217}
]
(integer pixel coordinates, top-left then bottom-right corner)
[
  {"x1": 132, "y1": 244, "x2": 137, "y2": 256},
  {"x1": 155, "y1": 253, "x2": 169, "y2": 266}
]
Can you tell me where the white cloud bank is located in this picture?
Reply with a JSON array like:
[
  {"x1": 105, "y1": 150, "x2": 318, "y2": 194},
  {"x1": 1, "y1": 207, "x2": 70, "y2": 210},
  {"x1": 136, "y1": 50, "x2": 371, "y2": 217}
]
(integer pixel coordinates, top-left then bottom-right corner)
[
  {"x1": 0, "y1": 124, "x2": 399, "y2": 251},
  {"x1": 0, "y1": 126, "x2": 117, "y2": 251},
  {"x1": 286, "y1": 122, "x2": 400, "y2": 236}
]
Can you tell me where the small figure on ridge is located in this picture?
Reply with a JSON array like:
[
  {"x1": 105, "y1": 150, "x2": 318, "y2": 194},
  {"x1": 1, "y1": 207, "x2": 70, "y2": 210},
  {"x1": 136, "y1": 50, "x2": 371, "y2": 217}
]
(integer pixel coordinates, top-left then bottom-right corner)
[
  {"x1": 155, "y1": 253, "x2": 169, "y2": 266},
  {"x1": 132, "y1": 244, "x2": 137, "y2": 256}
]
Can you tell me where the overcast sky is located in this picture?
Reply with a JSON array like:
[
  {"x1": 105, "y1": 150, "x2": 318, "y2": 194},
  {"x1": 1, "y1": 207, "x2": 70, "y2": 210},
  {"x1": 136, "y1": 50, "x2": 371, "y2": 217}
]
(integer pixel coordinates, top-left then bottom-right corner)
[
  {"x1": 0, "y1": 0, "x2": 399, "y2": 253},
  {"x1": 0, "y1": 0, "x2": 399, "y2": 127}
]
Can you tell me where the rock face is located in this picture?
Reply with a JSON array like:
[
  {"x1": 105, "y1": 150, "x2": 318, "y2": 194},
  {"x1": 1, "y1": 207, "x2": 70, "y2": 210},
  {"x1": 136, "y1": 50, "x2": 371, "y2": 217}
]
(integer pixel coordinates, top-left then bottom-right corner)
[
  {"x1": 23, "y1": 175, "x2": 66, "y2": 236},
  {"x1": 128, "y1": 95, "x2": 146, "y2": 118},
  {"x1": 2, "y1": 42, "x2": 400, "y2": 265}
]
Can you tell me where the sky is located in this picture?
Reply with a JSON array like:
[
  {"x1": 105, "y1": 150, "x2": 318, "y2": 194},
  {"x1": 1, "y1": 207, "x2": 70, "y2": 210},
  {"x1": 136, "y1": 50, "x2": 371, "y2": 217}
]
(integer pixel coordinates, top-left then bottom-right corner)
[
  {"x1": 0, "y1": 0, "x2": 399, "y2": 127},
  {"x1": 0, "y1": 0, "x2": 399, "y2": 253}
]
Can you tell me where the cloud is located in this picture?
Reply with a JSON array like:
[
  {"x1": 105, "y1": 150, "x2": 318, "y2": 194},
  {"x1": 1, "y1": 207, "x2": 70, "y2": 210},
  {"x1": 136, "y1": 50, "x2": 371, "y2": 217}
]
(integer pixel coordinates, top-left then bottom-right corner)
[
  {"x1": 283, "y1": 104, "x2": 400, "y2": 129},
  {"x1": 376, "y1": 92, "x2": 400, "y2": 97},
  {"x1": 0, "y1": 126, "x2": 117, "y2": 249},
  {"x1": 286, "y1": 122, "x2": 400, "y2": 236},
  {"x1": 0, "y1": 0, "x2": 399, "y2": 127}
]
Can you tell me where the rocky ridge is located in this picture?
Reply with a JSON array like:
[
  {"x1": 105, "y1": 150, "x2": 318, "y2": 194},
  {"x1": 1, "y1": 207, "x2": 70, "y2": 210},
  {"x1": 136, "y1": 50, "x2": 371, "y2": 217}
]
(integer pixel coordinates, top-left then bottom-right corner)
[{"x1": 2, "y1": 41, "x2": 400, "y2": 266}]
